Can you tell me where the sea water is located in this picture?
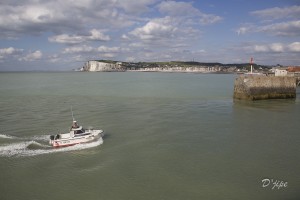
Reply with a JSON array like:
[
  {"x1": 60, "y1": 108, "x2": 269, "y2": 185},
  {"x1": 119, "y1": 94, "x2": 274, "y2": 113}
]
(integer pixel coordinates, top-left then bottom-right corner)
[{"x1": 0, "y1": 72, "x2": 299, "y2": 200}]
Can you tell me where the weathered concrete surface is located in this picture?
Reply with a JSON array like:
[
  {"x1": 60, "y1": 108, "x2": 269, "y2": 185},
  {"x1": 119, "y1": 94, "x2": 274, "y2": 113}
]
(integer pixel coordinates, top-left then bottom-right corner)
[{"x1": 233, "y1": 75, "x2": 296, "y2": 100}]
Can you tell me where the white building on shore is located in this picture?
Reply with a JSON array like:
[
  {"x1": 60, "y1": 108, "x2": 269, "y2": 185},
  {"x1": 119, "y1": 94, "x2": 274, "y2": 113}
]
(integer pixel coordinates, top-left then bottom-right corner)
[{"x1": 275, "y1": 68, "x2": 288, "y2": 76}]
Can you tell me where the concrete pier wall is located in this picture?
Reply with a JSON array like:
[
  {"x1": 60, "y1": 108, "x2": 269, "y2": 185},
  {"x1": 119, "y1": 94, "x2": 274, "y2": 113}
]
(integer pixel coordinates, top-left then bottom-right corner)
[{"x1": 233, "y1": 75, "x2": 296, "y2": 100}]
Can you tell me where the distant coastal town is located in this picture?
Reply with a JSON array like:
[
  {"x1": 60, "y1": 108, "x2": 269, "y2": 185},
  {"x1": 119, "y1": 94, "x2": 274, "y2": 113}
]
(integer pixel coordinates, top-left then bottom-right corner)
[{"x1": 77, "y1": 60, "x2": 300, "y2": 75}]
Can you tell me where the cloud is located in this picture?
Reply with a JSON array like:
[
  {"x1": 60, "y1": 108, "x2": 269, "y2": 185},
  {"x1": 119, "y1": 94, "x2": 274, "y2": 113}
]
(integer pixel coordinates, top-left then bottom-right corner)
[
  {"x1": 125, "y1": 56, "x2": 136, "y2": 62},
  {"x1": 63, "y1": 45, "x2": 128, "y2": 54},
  {"x1": 89, "y1": 29, "x2": 110, "y2": 41},
  {"x1": 288, "y1": 42, "x2": 300, "y2": 52},
  {"x1": 49, "y1": 29, "x2": 110, "y2": 44},
  {"x1": 0, "y1": 0, "x2": 145, "y2": 39},
  {"x1": 0, "y1": 47, "x2": 24, "y2": 55},
  {"x1": 121, "y1": 34, "x2": 130, "y2": 40},
  {"x1": 19, "y1": 50, "x2": 42, "y2": 61},
  {"x1": 0, "y1": 47, "x2": 24, "y2": 60},
  {"x1": 63, "y1": 45, "x2": 94, "y2": 54},
  {"x1": 257, "y1": 20, "x2": 300, "y2": 36},
  {"x1": 237, "y1": 20, "x2": 300, "y2": 37},
  {"x1": 158, "y1": 1, "x2": 222, "y2": 25},
  {"x1": 0, "y1": 47, "x2": 45, "y2": 62},
  {"x1": 97, "y1": 46, "x2": 122, "y2": 53},
  {"x1": 2, "y1": 1, "x2": 298, "y2": 69},
  {"x1": 253, "y1": 45, "x2": 269, "y2": 52},
  {"x1": 0, "y1": 0, "x2": 222, "y2": 68},
  {"x1": 61, "y1": 44, "x2": 131, "y2": 61},
  {"x1": 237, "y1": 5, "x2": 300, "y2": 37},
  {"x1": 0, "y1": 3, "x2": 74, "y2": 38},
  {"x1": 48, "y1": 54, "x2": 60, "y2": 63},
  {"x1": 237, "y1": 26, "x2": 251, "y2": 35},
  {"x1": 251, "y1": 5, "x2": 300, "y2": 20},
  {"x1": 127, "y1": 13, "x2": 202, "y2": 53},
  {"x1": 116, "y1": 0, "x2": 159, "y2": 14},
  {"x1": 269, "y1": 43, "x2": 284, "y2": 52},
  {"x1": 130, "y1": 17, "x2": 178, "y2": 40},
  {"x1": 101, "y1": 53, "x2": 116, "y2": 58},
  {"x1": 199, "y1": 14, "x2": 222, "y2": 25},
  {"x1": 158, "y1": 1, "x2": 199, "y2": 17},
  {"x1": 49, "y1": 34, "x2": 86, "y2": 44},
  {"x1": 244, "y1": 42, "x2": 300, "y2": 53}
]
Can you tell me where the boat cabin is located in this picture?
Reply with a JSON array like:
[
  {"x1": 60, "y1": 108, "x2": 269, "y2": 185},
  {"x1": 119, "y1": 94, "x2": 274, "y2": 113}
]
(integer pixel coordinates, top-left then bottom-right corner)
[{"x1": 71, "y1": 126, "x2": 85, "y2": 134}]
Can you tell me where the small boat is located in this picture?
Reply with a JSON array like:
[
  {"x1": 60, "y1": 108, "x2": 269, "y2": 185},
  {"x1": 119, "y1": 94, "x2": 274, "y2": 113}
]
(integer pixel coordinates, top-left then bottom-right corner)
[{"x1": 49, "y1": 120, "x2": 104, "y2": 147}]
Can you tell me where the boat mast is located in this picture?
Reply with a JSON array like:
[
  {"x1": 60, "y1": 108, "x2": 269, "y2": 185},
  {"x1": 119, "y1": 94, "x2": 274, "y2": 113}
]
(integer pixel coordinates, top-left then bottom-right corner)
[{"x1": 71, "y1": 106, "x2": 75, "y2": 122}]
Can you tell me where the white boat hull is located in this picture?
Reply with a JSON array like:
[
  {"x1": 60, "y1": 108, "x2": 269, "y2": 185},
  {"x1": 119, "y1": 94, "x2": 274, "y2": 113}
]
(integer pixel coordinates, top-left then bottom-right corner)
[{"x1": 49, "y1": 129, "x2": 103, "y2": 148}]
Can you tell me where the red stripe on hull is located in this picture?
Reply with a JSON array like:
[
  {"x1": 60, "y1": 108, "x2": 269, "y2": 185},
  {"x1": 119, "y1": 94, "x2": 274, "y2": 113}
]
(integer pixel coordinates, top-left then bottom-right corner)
[{"x1": 53, "y1": 142, "x2": 81, "y2": 148}]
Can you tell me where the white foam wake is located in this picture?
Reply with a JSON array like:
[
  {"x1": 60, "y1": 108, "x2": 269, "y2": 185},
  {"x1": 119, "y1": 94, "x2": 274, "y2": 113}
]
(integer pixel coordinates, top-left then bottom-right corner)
[
  {"x1": 28, "y1": 134, "x2": 51, "y2": 142},
  {"x1": 0, "y1": 134, "x2": 15, "y2": 139},
  {"x1": 0, "y1": 138, "x2": 103, "y2": 157},
  {"x1": 0, "y1": 133, "x2": 50, "y2": 142}
]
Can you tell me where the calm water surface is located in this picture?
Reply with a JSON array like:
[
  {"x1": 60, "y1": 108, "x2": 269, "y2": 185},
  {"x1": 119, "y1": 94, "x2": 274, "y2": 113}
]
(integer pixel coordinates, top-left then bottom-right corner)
[{"x1": 0, "y1": 72, "x2": 299, "y2": 200}]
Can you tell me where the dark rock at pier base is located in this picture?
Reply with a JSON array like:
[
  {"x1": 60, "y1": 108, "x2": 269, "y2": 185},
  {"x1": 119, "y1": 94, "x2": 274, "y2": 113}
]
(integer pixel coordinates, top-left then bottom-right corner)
[{"x1": 233, "y1": 76, "x2": 296, "y2": 100}]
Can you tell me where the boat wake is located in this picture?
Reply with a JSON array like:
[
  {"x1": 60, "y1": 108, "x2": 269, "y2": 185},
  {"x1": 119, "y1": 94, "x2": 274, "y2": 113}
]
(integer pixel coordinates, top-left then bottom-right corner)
[
  {"x1": 0, "y1": 134, "x2": 103, "y2": 157},
  {"x1": 0, "y1": 133, "x2": 16, "y2": 139}
]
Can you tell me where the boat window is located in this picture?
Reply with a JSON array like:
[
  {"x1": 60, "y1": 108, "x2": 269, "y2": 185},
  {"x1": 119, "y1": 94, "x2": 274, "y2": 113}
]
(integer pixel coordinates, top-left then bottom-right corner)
[{"x1": 75, "y1": 129, "x2": 84, "y2": 134}]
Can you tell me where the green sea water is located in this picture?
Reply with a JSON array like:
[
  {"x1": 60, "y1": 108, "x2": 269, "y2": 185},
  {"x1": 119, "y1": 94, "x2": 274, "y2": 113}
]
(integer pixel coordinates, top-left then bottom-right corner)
[{"x1": 0, "y1": 72, "x2": 299, "y2": 200}]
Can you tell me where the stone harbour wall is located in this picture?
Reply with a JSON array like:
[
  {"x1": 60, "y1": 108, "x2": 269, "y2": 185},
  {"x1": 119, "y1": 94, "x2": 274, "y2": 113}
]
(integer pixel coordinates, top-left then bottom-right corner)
[{"x1": 233, "y1": 75, "x2": 296, "y2": 100}]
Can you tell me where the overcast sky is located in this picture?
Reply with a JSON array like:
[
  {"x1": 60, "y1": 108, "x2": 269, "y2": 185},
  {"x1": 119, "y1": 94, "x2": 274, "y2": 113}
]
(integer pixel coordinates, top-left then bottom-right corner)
[{"x1": 0, "y1": 0, "x2": 300, "y2": 70}]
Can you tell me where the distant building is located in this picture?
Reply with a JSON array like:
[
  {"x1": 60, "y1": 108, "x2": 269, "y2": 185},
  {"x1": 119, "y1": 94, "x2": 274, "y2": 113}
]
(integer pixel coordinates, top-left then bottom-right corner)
[
  {"x1": 287, "y1": 66, "x2": 300, "y2": 72},
  {"x1": 275, "y1": 69, "x2": 288, "y2": 76}
]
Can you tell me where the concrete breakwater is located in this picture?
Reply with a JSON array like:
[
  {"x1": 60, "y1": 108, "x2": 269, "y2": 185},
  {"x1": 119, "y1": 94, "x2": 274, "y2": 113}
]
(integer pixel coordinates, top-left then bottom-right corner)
[
  {"x1": 296, "y1": 77, "x2": 300, "y2": 86},
  {"x1": 233, "y1": 75, "x2": 296, "y2": 100}
]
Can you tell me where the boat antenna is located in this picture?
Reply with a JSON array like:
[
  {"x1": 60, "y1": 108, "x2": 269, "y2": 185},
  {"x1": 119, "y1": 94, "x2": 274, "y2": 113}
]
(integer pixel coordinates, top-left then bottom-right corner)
[{"x1": 71, "y1": 106, "x2": 75, "y2": 122}]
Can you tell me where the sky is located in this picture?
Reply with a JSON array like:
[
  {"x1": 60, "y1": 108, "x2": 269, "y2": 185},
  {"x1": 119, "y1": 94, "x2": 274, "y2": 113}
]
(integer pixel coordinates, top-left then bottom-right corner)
[{"x1": 0, "y1": 0, "x2": 300, "y2": 71}]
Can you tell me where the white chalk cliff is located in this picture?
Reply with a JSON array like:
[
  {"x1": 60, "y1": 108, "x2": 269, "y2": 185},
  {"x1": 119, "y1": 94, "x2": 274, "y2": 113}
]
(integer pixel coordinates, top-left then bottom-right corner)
[{"x1": 82, "y1": 61, "x2": 124, "y2": 71}]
